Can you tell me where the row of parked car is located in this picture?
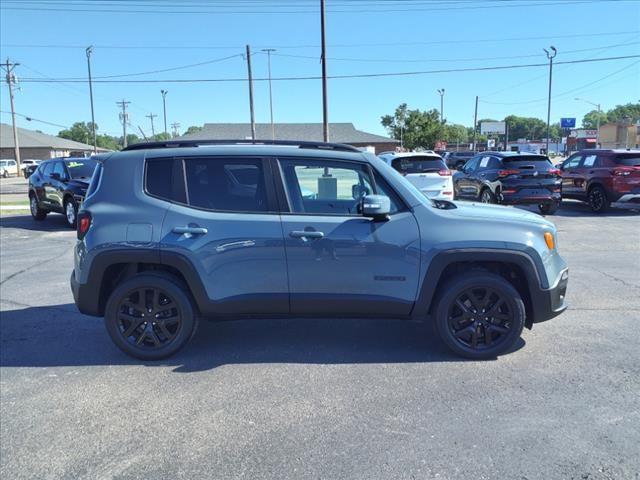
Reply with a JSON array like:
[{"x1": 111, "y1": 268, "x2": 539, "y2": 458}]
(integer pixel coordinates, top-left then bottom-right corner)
[
  {"x1": 0, "y1": 158, "x2": 43, "y2": 178},
  {"x1": 379, "y1": 149, "x2": 640, "y2": 214}
]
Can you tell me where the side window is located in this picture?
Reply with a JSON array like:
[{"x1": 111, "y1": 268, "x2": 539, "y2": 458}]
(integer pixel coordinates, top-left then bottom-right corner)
[
  {"x1": 563, "y1": 155, "x2": 582, "y2": 169},
  {"x1": 145, "y1": 158, "x2": 186, "y2": 204},
  {"x1": 279, "y1": 159, "x2": 375, "y2": 215},
  {"x1": 52, "y1": 162, "x2": 66, "y2": 179},
  {"x1": 41, "y1": 162, "x2": 54, "y2": 176},
  {"x1": 464, "y1": 156, "x2": 480, "y2": 172},
  {"x1": 582, "y1": 154, "x2": 598, "y2": 168},
  {"x1": 184, "y1": 157, "x2": 268, "y2": 212},
  {"x1": 487, "y1": 157, "x2": 502, "y2": 169}
]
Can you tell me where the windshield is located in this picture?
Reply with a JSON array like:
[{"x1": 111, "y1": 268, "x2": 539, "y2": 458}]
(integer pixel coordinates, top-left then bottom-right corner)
[
  {"x1": 614, "y1": 154, "x2": 640, "y2": 166},
  {"x1": 65, "y1": 159, "x2": 97, "y2": 179},
  {"x1": 391, "y1": 157, "x2": 447, "y2": 174}
]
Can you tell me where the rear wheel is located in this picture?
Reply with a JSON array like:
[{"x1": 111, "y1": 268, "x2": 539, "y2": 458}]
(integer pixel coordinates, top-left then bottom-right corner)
[
  {"x1": 588, "y1": 186, "x2": 610, "y2": 213},
  {"x1": 433, "y1": 272, "x2": 525, "y2": 359},
  {"x1": 64, "y1": 197, "x2": 78, "y2": 228},
  {"x1": 2, "y1": 170, "x2": 8, "y2": 178},
  {"x1": 29, "y1": 194, "x2": 47, "y2": 220},
  {"x1": 104, "y1": 274, "x2": 198, "y2": 360},
  {"x1": 538, "y1": 201, "x2": 559, "y2": 215},
  {"x1": 480, "y1": 188, "x2": 496, "y2": 204}
]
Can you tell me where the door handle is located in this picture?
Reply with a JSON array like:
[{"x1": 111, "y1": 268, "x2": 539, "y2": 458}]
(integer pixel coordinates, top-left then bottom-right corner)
[
  {"x1": 173, "y1": 226, "x2": 208, "y2": 235},
  {"x1": 289, "y1": 230, "x2": 324, "y2": 239}
]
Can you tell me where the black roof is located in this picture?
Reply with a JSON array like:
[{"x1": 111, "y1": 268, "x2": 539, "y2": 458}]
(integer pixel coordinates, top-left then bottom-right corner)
[{"x1": 123, "y1": 139, "x2": 361, "y2": 153}]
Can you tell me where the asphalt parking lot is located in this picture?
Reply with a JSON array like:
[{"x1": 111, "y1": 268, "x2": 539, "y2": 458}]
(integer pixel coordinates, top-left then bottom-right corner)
[{"x1": 1, "y1": 203, "x2": 639, "y2": 480}]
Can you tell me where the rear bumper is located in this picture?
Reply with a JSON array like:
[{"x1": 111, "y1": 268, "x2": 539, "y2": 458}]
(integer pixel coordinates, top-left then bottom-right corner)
[
  {"x1": 614, "y1": 187, "x2": 640, "y2": 204},
  {"x1": 70, "y1": 270, "x2": 101, "y2": 317},
  {"x1": 499, "y1": 190, "x2": 561, "y2": 205},
  {"x1": 530, "y1": 268, "x2": 569, "y2": 323}
]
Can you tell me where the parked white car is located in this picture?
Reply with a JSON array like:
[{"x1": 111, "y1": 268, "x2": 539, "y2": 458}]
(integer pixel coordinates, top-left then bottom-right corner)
[
  {"x1": 19, "y1": 159, "x2": 41, "y2": 171},
  {"x1": 379, "y1": 152, "x2": 454, "y2": 200},
  {"x1": 0, "y1": 159, "x2": 18, "y2": 178}
]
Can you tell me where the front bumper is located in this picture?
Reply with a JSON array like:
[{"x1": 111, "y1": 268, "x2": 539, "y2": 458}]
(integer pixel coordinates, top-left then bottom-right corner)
[{"x1": 530, "y1": 268, "x2": 569, "y2": 323}]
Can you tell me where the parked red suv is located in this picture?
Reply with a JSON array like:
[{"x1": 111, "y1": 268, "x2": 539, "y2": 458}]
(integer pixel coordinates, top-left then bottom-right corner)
[{"x1": 559, "y1": 149, "x2": 640, "y2": 212}]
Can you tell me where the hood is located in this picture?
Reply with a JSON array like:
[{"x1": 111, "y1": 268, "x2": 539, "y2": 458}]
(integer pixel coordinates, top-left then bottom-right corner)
[{"x1": 445, "y1": 201, "x2": 554, "y2": 228}]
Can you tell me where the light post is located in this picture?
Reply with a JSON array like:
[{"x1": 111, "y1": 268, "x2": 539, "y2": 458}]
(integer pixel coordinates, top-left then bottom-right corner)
[
  {"x1": 575, "y1": 97, "x2": 601, "y2": 147},
  {"x1": 544, "y1": 46, "x2": 557, "y2": 154},
  {"x1": 437, "y1": 88, "x2": 445, "y2": 124},
  {"x1": 86, "y1": 46, "x2": 97, "y2": 153},
  {"x1": 160, "y1": 89, "x2": 168, "y2": 140},
  {"x1": 261, "y1": 48, "x2": 276, "y2": 140}
]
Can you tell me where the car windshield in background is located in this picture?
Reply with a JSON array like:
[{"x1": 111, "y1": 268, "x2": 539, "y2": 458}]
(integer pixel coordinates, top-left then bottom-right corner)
[
  {"x1": 65, "y1": 159, "x2": 97, "y2": 179},
  {"x1": 614, "y1": 154, "x2": 640, "y2": 166},
  {"x1": 502, "y1": 156, "x2": 553, "y2": 170},
  {"x1": 392, "y1": 157, "x2": 446, "y2": 174}
]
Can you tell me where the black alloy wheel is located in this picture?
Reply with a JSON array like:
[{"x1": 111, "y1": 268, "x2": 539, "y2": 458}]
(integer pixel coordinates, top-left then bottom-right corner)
[
  {"x1": 588, "y1": 186, "x2": 609, "y2": 213},
  {"x1": 434, "y1": 272, "x2": 525, "y2": 359},
  {"x1": 480, "y1": 189, "x2": 496, "y2": 204},
  {"x1": 105, "y1": 274, "x2": 197, "y2": 360}
]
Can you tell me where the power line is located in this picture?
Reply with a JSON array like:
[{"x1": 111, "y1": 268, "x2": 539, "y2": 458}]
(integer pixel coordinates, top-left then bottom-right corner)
[
  {"x1": 15, "y1": 54, "x2": 640, "y2": 84},
  {"x1": 0, "y1": 110, "x2": 69, "y2": 129}
]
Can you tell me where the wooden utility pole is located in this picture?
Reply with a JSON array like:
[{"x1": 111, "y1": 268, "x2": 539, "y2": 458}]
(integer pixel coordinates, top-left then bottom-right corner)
[
  {"x1": 116, "y1": 99, "x2": 130, "y2": 147},
  {"x1": 3, "y1": 59, "x2": 21, "y2": 172},
  {"x1": 86, "y1": 46, "x2": 97, "y2": 153},
  {"x1": 171, "y1": 122, "x2": 180, "y2": 138},
  {"x1": 320, "y1": 0, "x2": 329, "y2": 142},
  {"x1": 246, "y1": 45, "x2": 256, "y2": 140},
  {"x1": 472, "y1": 95, "x2": 478, "y2": 151},
  {"x1": 146, "y1": 113, "x2": 157, "y2": 137}
]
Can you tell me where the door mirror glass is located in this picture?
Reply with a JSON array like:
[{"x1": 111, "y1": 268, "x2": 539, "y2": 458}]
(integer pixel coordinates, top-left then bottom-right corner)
[{"x1": 361, "y1": 194, "x2": 390, "y2": 220}]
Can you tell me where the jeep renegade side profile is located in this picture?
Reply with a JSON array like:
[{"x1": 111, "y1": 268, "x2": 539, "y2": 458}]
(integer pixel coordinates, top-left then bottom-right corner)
[{"x1": 71, "y1": 140, "x2": 568, "y2": 360}]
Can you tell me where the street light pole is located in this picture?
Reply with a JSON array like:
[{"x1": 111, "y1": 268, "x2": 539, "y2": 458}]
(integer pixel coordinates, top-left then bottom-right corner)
[
  {"x1": 160, "y1": 90, "x2": 168, "y2": 140},
  {"x1": 86, "y1": 46, "x2": 97, "y2": 153},
  {"x1": 437, "y1": 89, "x2": 445, "y2": 124},
  {"x1": 544, "y1": 46, "x2": 557, "y2": 154},
  {"x1": 575, "y1": 97, "x2": 601, "y2": 147},
  {"x1": 262, "y1": 48, "x2": 276, "y2": 140},
  {"x1": 320, "y1": 0, "x2": 329, "y2": 142}
]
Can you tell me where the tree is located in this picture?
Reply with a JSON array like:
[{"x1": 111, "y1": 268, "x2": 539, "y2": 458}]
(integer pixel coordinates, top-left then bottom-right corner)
[
  {"x1": 381, "y1": 103, "x2": 444, "y2": 150},
  {"x1": 443, "y1": 124, "x2": 469, "y2": 145},
  {"x1": 58, "y1": 121, "x2": 96, "y2": 145},
  {"x1": 504, "y1": 115, "x2": 547, "y2": 141},
  {"x1": 183, "y1": 125, "x2": 204, "y2": 136},
  {"x1": 606, "y1": 102, "x2": 640, "y2": 124},
  {"x1": 582, "y1": 110, "x2": 609, "y2": 129}
]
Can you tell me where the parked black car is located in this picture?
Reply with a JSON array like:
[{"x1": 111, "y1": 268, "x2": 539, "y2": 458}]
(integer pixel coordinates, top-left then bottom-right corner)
[
  {"x1": 453, "y1": 152, "x2": 562, "y2": 214},
  {"x1": 28, "y1": 157, "x2": 98, "y2": 227},
  {"x1": 443, "y1": 151, "x2": 476, "y2": 169}
]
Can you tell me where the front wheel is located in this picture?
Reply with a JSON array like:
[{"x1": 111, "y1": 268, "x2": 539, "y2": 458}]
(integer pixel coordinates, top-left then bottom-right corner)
[
  {"x1": 433, "y1": 272, "x2": 525, "y2": 359},
  {"x1": 538, "y1": 201, "x2": 559, "y2": 215},
  {"x1": 104, "y1": 274, "x2": 198, "y2": 360},
  {"x1": 64, "y1": 198, "x2": 78, "y2": 228},
  {"x1": 588, "y1": 186, "x2": 610, "y2": 213},
  {"x1": 2, "y1": 170, "x2": 8, "y2": 178}
]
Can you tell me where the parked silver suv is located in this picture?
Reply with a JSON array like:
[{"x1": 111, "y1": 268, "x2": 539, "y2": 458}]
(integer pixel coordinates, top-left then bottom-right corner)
[{"x1": 71, "y1": 140, "x2": 568, "y2": 360}]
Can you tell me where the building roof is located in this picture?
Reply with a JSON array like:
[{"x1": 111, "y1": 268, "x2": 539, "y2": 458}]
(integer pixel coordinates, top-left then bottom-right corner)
[
  {"x1": 0, "y1": 123, "x2": 108, "y2": 151},
  {"x1": 178, "y1": 123, "x2": 398, "y2": 144}
]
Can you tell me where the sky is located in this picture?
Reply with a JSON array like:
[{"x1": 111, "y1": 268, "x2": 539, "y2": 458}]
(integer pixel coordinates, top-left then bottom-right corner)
[{"x1": 1, "y1": 0, "x2": 639, "y2": 141}]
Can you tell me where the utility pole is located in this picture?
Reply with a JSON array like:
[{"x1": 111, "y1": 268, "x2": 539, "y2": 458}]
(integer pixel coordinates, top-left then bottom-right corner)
[
  {"x1": 86, "y1": 46, "x2": 97, "y2": 153},
  {"x1": 437, "y1": 88, "x2": 445, "y2": 124},
  {"x1": 575, "y1": 97, "x2": 601, "y2": 147},
  {"x1": 146, "y1": 113, "x2": 157, "y2": 137},
  {"x1": 137, "y1": 126, "x2": 148, "y2": 141},
  {"x1": 472, "y1": 95, "x2": 478, "y2": 151},
  {"x1": 3, "y1": 59, "x2": 21, "y2": 172},
  {"x1": 116, "y1": 99, "x2": 130, "y2": 148},
  {"x1": 544, "y1": 46, "x2": 557, "y2": 154},
  {"x1": 160, "y1": 89, "x2": 168, "y2": 139},
  {"x1": 171, "y1": 122, "x2": 180, "y2": 138},
  {"x1": 246, "y1": 45, "x2": 256, "y2": 140},
  {"x1": 320, "y1": 0, "x2": 329, "y2": 142},
  {"x1": 262, "y1": 48, "x2": 276, "y2": 140}
]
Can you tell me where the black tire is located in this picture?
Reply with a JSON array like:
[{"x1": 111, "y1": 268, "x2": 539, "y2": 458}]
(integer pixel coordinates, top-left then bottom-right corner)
[
  {"x1": 29, "y1": 194, "x2": 47, "y2": 221},
  {"x1": 480, "y1": 188, "x2": 496, "y2": 204},
  {"x1": 104, "y1": 274, "x2": 198, "y2": 360},
  {"x1": 63, "y1": 197, "x2": 78, "y2": 228},
  {"x1": 2, "y1": 170, "x2": 8, "y2": 178},
  {"x1": 433, "y1": 272, "x2": 525, "y2": 360},
  {"x1": 538, "y1": 201, "x2": 559, "y2": 215},
  {"x1": 588, "y1": 185, "x2": 610, "y2": 213}
]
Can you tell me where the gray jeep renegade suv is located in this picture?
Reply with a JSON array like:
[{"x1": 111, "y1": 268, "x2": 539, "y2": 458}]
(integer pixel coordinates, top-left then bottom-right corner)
[{"x1": 70, "y1": 140, "x2": 568, "y2": 360}]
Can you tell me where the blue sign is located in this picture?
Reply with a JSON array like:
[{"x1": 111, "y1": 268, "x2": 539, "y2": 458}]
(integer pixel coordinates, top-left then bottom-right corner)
[{"x1": 561, "y1": 118, "x2": 576, "y2": 128}]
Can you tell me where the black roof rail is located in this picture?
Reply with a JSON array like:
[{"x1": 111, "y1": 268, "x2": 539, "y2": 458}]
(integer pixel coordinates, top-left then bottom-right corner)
[{"x1": 122, "y1": 139, "x2": 362, "y2": 153}]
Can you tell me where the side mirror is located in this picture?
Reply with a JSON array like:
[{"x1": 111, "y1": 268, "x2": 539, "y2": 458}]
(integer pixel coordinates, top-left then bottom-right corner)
[
  {"x1": 361, "y1": 194, "x2": 390, "y2": 220},
  {"x1": 456, "y1": 164, "x2": 465, "y2": 171},
  {"x1": 50, "y1": 172, "x2": 61, "y2": 180}
]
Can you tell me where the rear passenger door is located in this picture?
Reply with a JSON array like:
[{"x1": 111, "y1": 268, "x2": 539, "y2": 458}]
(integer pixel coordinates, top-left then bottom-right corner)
[
  {"x1": 276, "y1": 157, "x2": 421, "y2": 317},
  {"x1": 157, "y1": 156, "x2": 290, "y2": 315}
]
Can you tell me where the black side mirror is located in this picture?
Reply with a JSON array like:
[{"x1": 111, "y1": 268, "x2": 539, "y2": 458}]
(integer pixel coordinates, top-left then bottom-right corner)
[
  {"x1": 50, "y1": 172, "x2": 61, "y2": 180},
  {"x1": 456, "y1": 164, "x2": 465, "y2": 172}
]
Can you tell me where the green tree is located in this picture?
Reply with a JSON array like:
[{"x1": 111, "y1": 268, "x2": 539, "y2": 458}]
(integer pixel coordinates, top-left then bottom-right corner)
[
  {"x1": 443, "y1": 124, "x2": 469, "y2": 145},
  {"x1": 58, "y1": 121, "x2": 96, "y2": 145},
  {"x1": 504, "y1": 115, "x2": 547, "y2": 141},
  {"x1": 582, "y1": 110, "x2": 609, "y2": 129},
  {"x1": 183, "y1": 125, "x2": 204, "y2": 136},
  {"x1": 606, "y1": 102, "x2": 640, "y2": 124},
  {"x1": 381, "y1": 103, "x2": 444, "y2": 150},
  {"x1": 96, "y1": 134, "x2": 120, "y2": 151}
]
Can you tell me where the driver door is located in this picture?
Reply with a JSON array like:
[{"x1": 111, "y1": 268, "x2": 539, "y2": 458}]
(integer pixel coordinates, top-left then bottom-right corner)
[{"x1": 276, "y1": 157, "x2": 421, "y2": 317}]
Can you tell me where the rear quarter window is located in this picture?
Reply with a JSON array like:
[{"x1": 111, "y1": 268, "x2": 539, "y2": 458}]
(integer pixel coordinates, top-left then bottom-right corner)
[
  {"x1": 145, "y1": 158, "x2": 187, "y2": 203},
  {"x1": 614, "y1": 154, "x2": 640, "y2": 167}
]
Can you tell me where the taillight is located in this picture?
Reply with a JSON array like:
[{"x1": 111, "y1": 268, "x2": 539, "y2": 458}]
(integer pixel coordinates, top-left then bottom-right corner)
[
  {"x1": 438, "y1": 169, "x2": 452, "y2": 176},
  {"x1": 77, "y1": 211, "x2": 92, "y2": 240},
  {"x1": 549, "y1": 168, "x2": 562, "y2": 177},
  {"x1": 498, "y1": 169, "x2": 520, "y2": 178}
]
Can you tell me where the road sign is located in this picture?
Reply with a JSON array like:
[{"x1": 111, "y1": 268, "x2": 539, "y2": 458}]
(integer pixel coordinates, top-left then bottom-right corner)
[
  {"x1": 561, "y1": 118, "x2": 576, "y2": 128},
  {"x1": 487, "y1": 139, "x2": 496, "y2": 148},
  {"x1": 480, "y1": 121, "x2": 506, "y2": 135}
]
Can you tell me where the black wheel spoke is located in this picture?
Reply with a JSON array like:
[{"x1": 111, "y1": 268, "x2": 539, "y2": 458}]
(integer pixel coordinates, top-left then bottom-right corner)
[
  {"x1": 135, "y1": 330, "x2": 148, "y2": 346},
  {"x1": 137, "y1": 289, "x2": 147, "y2": 309},
  {"x1": 454, "y1": 324, "x2": 475, "y2": 340},
  {"x1": 148, "y1": 330, "x2": 161, "y2": 347},
  {"x1": 122, "y1": 317, "x2": 145, "y2": 337},
  {"x1": 157, "y1": 321, "x2": 173, "y2": 340},
  {"x1": 488, "y1": 324, "x2": 509, "y2": 335},
  {"x1": 455, "y1": 298, "x2": 472, "y2": 315},
  {"x1": 484, "y1": 324, "x2": 492, "y2": 346}
]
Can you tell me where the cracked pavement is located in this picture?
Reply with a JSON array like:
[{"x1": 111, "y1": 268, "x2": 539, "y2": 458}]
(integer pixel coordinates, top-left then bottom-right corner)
[{"x1": 1, "y1": 201, "x2": 639, "y2": 480}]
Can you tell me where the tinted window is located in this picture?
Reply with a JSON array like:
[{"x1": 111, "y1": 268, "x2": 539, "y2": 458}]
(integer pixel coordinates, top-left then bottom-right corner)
[
  {"x1": 41, "y1": 162, "x2": 54, "y2": 176},
  {"x1": 52, "y1": 162, "x2": 66, "y2": 178},
  {"x1": 65, "y1": 158, "x2": 97, "y2": 179},
  {"x1": 391, "y1": 156, "x2": 447, "y2": 174},
  {"x1": 464, "y1": 156, "x2": 481, "y2": 172},
  {"x1": 185, "y1": 158, "x2": 267, "y2": 212},
  {"x1": 614, "y1": 154, "x2": 640, "y2": 166},
  {"x1": 502, "y1": 156, "x2": 553, "y2": 170},
  {"x1": 563, "y1": 155, "x2": 582, "y2": 169},
  {"x1": 86, "y1": 163, "x2": 103, "y2": 199}
]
